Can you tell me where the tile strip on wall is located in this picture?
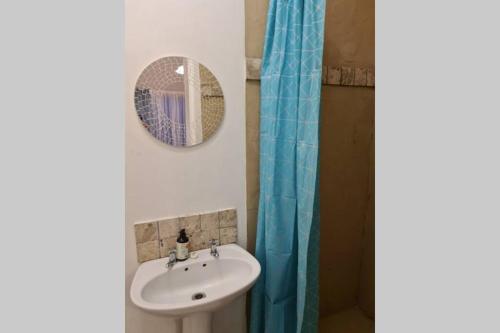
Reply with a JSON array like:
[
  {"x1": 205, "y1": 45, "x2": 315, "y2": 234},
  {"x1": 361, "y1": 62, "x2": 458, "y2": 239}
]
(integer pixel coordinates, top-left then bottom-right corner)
[{"x1": 246, "y1": 57, "x2": 375, "y2": 87}]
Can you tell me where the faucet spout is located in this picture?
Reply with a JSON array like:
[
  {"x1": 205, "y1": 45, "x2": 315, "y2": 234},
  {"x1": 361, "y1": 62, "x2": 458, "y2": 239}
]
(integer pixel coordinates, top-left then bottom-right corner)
[
  {"x1": 167, "y1": 250, "x2": 177, "y2": 268},
  {"x1": 209, "y1": 239, "x2": 219, "y2": 257}
]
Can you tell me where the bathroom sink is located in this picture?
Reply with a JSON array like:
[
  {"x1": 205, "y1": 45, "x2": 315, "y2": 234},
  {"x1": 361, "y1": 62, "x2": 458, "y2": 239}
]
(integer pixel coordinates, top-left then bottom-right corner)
[{"x1": 130, "y1": 243, "x2": 260, "y2": 332}]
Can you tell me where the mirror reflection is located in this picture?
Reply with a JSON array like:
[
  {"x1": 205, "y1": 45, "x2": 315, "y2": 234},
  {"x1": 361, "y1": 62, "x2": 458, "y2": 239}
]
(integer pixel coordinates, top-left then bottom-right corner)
[{"x1": 134, "y1": 57, "x2": 225, "y2": 147}]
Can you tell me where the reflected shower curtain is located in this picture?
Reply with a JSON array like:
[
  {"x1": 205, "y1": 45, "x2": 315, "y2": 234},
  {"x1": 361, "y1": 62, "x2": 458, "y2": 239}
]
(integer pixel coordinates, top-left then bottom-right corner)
[
  {"x1": 250, "y1": 0, "x2": 325, "y2": 333},
  {"x1": 152, "y1": 91, "x2": 186, "y2": 146},
  {"x1": 136, "y1": 88, "x2": 187, "y2": 146}
]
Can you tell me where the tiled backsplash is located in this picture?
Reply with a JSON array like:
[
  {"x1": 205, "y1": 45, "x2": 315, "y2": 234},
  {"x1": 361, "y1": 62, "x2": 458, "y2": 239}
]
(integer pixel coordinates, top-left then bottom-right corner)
[{"x1": 134, "y1": 209, "x2": 238, "y2": 263}]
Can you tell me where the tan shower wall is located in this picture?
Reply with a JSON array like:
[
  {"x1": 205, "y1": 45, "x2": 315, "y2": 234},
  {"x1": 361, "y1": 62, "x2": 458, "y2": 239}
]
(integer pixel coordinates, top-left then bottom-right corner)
[
  {"x1": 319, "y1": 85, "x2": 374, "y2": 316},
  {"x1": 358, "y1": 129, "x2": 375, "y2": 319},
  {"x1": 244, "y1": 0, "x2": 374, "y2": 318},
  {"x1": 245, "y1": 0, "x2": 268, "y2": 256},
  {"x1": 321, "y1": 0, "x2": 374, "y2": 319},
  {"x1": 324, "y1": 0, "x2": 375, "y2": 66},
  {"x1": 357, "y1": 73, "x2": 375, "y2": 318},
  {"x1": 245, "y1": 1, "x2": 268, "y2": 59}
]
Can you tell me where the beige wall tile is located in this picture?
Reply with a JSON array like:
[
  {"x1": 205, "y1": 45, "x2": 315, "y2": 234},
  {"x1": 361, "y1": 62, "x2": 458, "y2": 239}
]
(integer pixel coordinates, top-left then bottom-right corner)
[
  {"x1": 220, "y1": 226, "x2": 237, "y2": 245},
  {"x1": 158, "y1": 217, "x2": 180, "y2": 239},
  {"x1": 201, "y1": 212, "x2": 219, "y2": 230},
  {"x1": 136, "y1": 240, "x2": 159, "y2": 263},
  {"x1": 159, "y1": 236, "x2": 177, "y2": 258},
  {"x1": 219, "y1": 209, "x2": 237, "y2": 228},
  {"x1": 354, "y1": 67, "x2": 368, "y2": 86},
  {"x1": 190, "y1": 229, "x2": 220, "y2": 252},
  {"x1": 327, "y1": 66, "x2": 342, "y2": 85},
  {"x1": 205, "y1": 228, "x2": 220, "y2": 242},
  {"x1": 134, "y1": 222, "x2": 158, "y2": 243},
  {"x1": 189, "y1": 231, "x2": 206, "y2": 251},
  {"x1": 246, "y1": 58, "x2": 261, "y2": 80},
  {"x1": 341, "y1": 66, "x2": 355, "y2": 86},
  {"x1": 366, "y1": 69, "x2": 375, "y2": 87},
  {"x1": 179, "y1": 215, "x2": 201, "y2": 236}
]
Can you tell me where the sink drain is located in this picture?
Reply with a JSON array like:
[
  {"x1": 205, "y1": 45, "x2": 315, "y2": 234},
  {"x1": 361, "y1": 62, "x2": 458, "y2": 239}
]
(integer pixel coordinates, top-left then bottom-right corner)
[{"x1": 191, "y1": 292, "x2": 206, "y2": 301}]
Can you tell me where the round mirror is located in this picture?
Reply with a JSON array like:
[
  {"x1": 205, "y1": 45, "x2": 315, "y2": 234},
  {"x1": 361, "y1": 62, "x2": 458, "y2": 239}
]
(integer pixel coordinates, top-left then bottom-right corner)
[{"x1": 134, "y1": 57, "x2": 225, "y2": 147}]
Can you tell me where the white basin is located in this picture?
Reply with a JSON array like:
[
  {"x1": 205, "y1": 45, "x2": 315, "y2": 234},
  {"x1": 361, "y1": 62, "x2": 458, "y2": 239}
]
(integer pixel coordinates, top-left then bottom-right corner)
[{"x1": 130, "y1": 244, "x2": 261, "y2": 333}]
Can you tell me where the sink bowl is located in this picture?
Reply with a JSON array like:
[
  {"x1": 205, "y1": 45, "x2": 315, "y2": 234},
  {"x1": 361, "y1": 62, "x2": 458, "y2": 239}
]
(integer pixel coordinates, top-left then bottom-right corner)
[{"x1": 130, "y1": 243, "x2": 261, "y2": 332}]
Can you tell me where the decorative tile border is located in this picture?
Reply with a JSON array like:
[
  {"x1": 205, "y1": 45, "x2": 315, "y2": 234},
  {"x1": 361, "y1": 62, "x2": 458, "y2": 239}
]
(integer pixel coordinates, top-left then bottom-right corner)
[
  {"x1": 246, "y1": 57, "x2": 375, "y2": 87},
  {"x1": 246, "y1": 58, "x2": 262, "y2": 81},
  {"x1": 134, "y1": 208, "x2": 238, "y2": 263}
]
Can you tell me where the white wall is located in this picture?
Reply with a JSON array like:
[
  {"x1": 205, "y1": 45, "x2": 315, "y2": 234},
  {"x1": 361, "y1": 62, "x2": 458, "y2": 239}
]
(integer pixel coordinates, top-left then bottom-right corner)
[{"x1": 125, "y1": 1, "x2": 247, "y2": 332}]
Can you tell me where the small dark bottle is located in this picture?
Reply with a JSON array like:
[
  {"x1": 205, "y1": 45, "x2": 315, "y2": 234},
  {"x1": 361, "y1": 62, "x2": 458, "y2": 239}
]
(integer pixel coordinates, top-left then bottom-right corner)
[{"x1": 176, "y1": 228, "x2": 189, "y2": 261}]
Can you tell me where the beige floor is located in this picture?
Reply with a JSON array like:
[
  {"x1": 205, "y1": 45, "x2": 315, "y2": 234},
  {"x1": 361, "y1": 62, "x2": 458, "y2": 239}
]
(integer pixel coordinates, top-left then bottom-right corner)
[{"x1": 319, "y1": 307, "x2": 374, "y2": 333}]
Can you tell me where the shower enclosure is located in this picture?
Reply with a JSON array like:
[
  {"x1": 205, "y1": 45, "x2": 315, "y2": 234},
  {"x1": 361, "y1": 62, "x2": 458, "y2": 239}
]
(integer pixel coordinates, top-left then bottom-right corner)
[{"x1": 245, "y1": 0, "x2": 375, "y2": 332}]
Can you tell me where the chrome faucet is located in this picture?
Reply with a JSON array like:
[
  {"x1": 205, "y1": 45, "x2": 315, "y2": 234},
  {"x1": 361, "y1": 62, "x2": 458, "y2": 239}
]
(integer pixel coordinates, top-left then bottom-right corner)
[
  {"x1": 167, "y1": 250, "x2": 177, "y2": 268},
  {"x1": 209, "y1": 239, "x2": 219, "y2": 257}
]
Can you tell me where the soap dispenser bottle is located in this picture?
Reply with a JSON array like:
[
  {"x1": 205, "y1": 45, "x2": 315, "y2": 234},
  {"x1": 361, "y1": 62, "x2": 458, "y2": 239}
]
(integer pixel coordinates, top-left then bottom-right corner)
[{"x1": 176, "y1": 229, "x2": 189, "y2": 261}]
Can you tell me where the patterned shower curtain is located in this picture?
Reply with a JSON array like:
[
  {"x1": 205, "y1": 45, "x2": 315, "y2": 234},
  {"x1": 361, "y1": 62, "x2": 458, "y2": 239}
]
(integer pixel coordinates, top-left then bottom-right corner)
[{"x1": 250, "y1": 0, "x2": 326, "y2": 332}]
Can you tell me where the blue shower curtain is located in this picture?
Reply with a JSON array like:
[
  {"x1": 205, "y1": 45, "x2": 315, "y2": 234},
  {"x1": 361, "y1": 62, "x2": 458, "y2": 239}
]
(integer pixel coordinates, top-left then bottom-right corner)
[{"x1": 250, "y1": 0, "x2": 326, "y2": 332}]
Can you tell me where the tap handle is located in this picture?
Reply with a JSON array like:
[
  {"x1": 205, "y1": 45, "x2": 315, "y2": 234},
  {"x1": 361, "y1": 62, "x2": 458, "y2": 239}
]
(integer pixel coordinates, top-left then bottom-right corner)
[
  {"x1": 169, "y1": 249, "x2": 176, "y2": 258},
  {"x1": 209, "y1": 239, "x2": 218, "y2": 246}
]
